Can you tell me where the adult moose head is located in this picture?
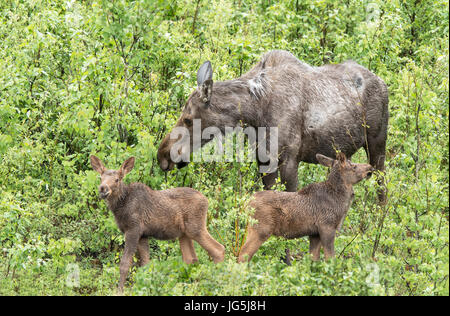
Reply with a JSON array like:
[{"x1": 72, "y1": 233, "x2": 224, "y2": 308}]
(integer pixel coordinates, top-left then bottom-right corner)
[
  {"x1": 158, "y1": 50, "x2": 388, "y2": 201},
  {"x1": 157, "y1": 60, "x2": 217, "y2": 171},
  {"x1": 157, "y1": 59, "x2": 267, "y2": 172}
]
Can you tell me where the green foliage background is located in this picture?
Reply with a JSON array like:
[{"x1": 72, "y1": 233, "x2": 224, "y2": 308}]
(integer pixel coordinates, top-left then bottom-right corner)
[{"x1": 0, "y1": 0, "x2": 448, "y2": 296}]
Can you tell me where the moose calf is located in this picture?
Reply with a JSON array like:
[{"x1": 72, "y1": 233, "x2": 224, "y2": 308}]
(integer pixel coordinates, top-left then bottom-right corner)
[
  {"x1": 238, "y1": 153, "x2": 374, "y2": 263},
  {"x1": 90, "y1": 156, "x2": 225, "y2": 293}
]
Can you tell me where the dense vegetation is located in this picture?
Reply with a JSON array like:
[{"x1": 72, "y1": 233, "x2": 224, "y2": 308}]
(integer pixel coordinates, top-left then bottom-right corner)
[{"x1": 0, "y1": 0, "x2": 448, "y2": 296}]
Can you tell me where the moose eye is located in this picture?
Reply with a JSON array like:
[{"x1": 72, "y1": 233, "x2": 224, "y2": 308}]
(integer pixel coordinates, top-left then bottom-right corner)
[
  {"x1": 115, "y1": 179, "x2": 119, "y2": 183},
  {"x1": 184, "y1": 118, "x2": 193, "y2": 126}
]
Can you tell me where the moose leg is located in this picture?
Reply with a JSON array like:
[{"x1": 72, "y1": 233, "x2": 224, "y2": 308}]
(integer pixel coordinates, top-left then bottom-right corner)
[
  {"x1": 367, "y1": 131, "x2": 387, "y2": 204},
  {"x1": 261, "y1": 171, "x2": 278, "y2": 190},
  {"x1": 257, "y1": 158, "x2": 278, "y2": 190},
  {"x1": 279, "y1": 156, "x2": 299, "y2": 265},
  {"x1": 279, "y1": 157, "x2": 299, "y2": 192},
  {"x1": 309, "y1": 235, "x2": 321, "y2": 261},
  {"x1": 187, "y1": 237, "x2": 198, "y2": 263},
  {"x1": 238, "y1": 229, "x2": 269, "y2": 263},
  {"x1": 179, "y1": 235, "x2": 198, "y2": 264},
  {"x1": 190, "y1": 230, "x2": 225, "y2": 263},
  {"x1": 137, "y1": 237, "x2": 150, "y2": 267},
  {"x1": 318, "y1": 226, "x2": 336, "y2": 260},
  {"x1": 118, "y1": 230, "x2": 140, "y2": 294},
  {"x1": 256, "y1": 128, "x2": 279, "y2": 190}
]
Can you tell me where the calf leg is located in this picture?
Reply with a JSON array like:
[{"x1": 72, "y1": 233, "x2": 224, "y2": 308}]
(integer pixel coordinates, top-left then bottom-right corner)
[
  {"x1": 179, "y1": 235, "x2": 198, "y2": 264},
  {"x1": 118, "y1": 230, "x2": 140, "y2": 294},
  {"x1": 187, "y1": 237, "x2": 198, "y2": 263},
  {"x1": 190, "y1": 230, "x2": 225, "y2": 263},
  {"x1": 309, "y1": 235, "x2": 321, "y2": 261},
  {"x1": 318, "y1": 226, "x2": 336, "y2": 260},
  {"x1": 137, "y1": 237, "x2": 150, "y2": 267},
  {"x1": 238, "y1": 229, "x2": 269, "y2": 263}
]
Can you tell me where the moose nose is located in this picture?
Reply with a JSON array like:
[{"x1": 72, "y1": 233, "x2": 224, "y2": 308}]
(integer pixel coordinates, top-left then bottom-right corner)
[
  {"x1": 160, "y1": 159, "x2": 169, "y2": 171},
  {"x1": 98, "y1": 185, "x2": 110, "y2": 199}
]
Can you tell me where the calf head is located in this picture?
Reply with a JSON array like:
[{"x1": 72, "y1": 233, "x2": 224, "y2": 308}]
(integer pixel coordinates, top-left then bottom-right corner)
[
  {"x1": 316, "y1": 152, "x2": 374, "y2": 185},
  {"x1": 90, "y1": 156, "x2": 135, "y2": 199}
]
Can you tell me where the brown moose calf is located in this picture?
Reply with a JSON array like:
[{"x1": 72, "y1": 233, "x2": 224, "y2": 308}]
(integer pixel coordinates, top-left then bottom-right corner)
[
  {"x1": 90, "y1": 156, "x2": 225, "y2": 293},
  {"x1": 238, "y1": 153, "x2": 374, "y2": 263}
]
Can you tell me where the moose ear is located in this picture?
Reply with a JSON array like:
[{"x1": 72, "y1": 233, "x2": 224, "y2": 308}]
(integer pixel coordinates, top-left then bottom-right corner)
[
  {"x1": 316, "y1": 154, "x2": 334, "y2": 168},
  {"x1": 197, "y1": 61, "x2": 213, "y2": 106},
  {"x1": 197, "y1": 61, "x2": 213, "y2": 86},
  {"x1": 119, "y1": 157, "x2": 135, "y2": 178},
  {"x1": 90, "y1": 155, "x2": 105, "y2": 174}
]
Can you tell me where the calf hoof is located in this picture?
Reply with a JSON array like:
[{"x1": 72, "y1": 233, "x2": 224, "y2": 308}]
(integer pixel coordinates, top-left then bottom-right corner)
[
  {"x1": 282, "y1": 248, "x2": 292, "y2": 266},
  {"x1": 213, "y1": 246, "x2": 225, "y2": 263}
]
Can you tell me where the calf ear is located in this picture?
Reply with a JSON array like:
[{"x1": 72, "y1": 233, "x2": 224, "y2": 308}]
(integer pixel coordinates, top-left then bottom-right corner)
[
  {"x1": 197, "y1": 61, "x2": 213, "y2": 106},
  {"x1": 90, "y1": 155, "x2": 105, "y2": 174},
  {"x1": 119, "y1": 157, "x2": 135, "y2": 178},
  {"x1": 316, "y1": 154, "x2": 334, "y2": 168}
]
